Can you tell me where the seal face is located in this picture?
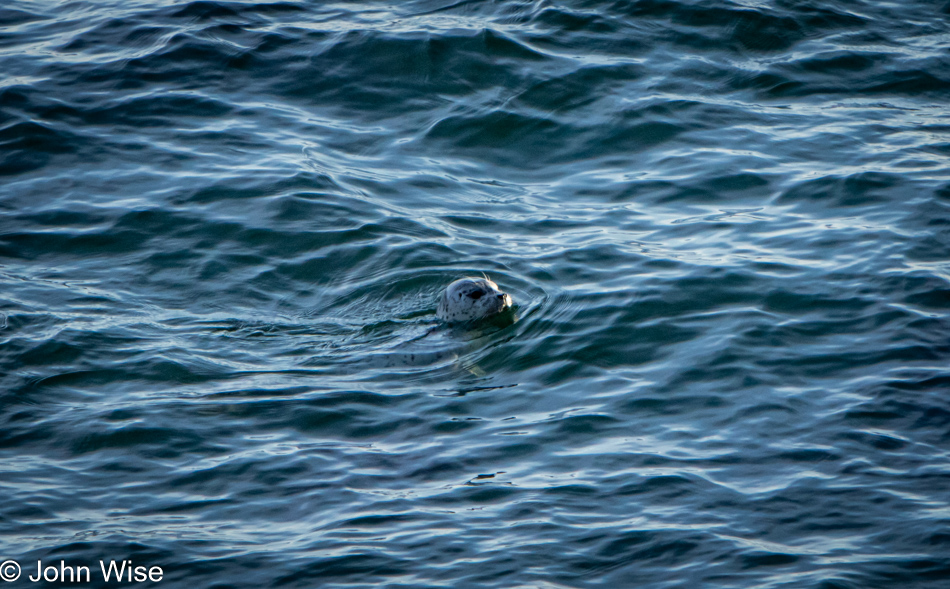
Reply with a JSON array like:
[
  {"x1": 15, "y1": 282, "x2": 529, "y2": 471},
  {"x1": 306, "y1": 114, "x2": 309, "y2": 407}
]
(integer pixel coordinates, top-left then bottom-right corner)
[{"x1": 437, "y1": 277, "x2": 513, "y2": 323}]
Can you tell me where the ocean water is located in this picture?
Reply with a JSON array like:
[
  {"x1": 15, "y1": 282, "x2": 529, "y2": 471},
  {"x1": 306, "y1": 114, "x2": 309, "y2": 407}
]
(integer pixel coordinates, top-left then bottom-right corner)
[{"x1": 1, "y1": 0, "x2": 949, "y2": 587}]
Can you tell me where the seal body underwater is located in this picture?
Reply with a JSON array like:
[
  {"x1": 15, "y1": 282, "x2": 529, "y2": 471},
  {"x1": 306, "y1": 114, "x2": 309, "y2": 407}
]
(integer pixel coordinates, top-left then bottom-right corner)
[{"x1": 437, "y1": 277, "x2": 513, "y2": 323}]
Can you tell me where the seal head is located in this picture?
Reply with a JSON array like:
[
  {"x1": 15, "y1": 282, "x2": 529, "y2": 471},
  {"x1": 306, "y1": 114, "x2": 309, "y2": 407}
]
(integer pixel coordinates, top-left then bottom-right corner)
[{"x1": 437, "y1": 277, "x2": 513, "y2": 323}]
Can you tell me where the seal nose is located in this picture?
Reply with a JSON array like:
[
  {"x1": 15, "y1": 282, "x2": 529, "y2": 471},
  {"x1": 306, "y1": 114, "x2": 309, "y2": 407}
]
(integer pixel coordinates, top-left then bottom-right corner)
[{"x1": 497, "y1": 293, "x2": 510, "y2": 306}]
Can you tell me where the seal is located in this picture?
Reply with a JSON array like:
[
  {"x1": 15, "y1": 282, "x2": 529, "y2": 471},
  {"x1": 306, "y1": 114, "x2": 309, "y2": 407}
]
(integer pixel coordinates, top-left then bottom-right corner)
[{"x1": 437, "y1": 277, "x2": 513, "y2": 323}]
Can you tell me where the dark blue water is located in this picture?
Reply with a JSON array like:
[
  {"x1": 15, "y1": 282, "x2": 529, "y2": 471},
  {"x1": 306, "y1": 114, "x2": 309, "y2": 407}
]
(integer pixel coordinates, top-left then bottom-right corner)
[{"x1": 2, "y1": 1, "x2": 949, "y2": 587}]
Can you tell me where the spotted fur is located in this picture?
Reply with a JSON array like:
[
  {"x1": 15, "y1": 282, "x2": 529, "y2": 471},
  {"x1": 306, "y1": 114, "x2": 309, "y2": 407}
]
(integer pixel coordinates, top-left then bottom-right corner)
[{"x1": 436, "y1": 277, "x2": 512, "y2": 323}]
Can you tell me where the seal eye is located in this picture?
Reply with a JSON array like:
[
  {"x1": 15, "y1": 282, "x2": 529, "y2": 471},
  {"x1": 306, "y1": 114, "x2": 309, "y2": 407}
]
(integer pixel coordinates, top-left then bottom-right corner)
[{"x1": 466, "y1": 289, "x2": 485, "y2": 300}]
